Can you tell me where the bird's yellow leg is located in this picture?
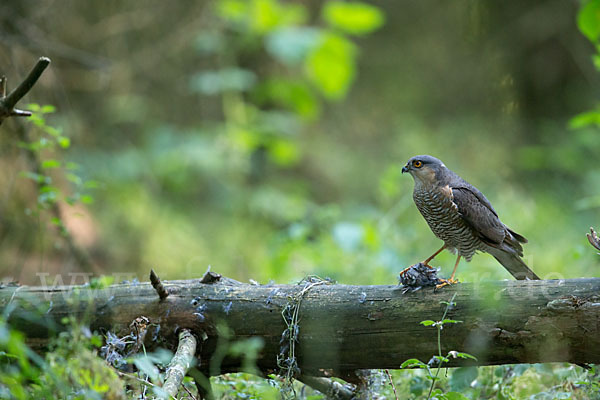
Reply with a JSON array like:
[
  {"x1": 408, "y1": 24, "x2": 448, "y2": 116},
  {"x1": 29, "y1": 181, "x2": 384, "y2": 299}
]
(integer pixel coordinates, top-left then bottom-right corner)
[
  {"x1": 436, "y1": 255, "x2": 460, "y2": 289},
  {"x1": 399, "y1": 245, "x2": 447, "y2": 278},
  {"x1": 423, "y1": 245, "x2": 447, "y2": 267}
]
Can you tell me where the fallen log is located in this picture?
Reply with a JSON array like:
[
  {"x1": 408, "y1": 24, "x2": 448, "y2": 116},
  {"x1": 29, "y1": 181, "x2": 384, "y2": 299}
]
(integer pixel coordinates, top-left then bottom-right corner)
[{"x1": 1, "y1": 275, "x2": 599, "y2": 377}]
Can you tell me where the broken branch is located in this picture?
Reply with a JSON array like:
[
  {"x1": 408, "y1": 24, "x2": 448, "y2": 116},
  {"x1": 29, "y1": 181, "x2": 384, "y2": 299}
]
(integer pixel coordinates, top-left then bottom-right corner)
[
  {"x1": 162, "y1": 329, "x2": 197, "y2": 398},
  {"x1": 0, "y1": 57, "x2": 51, "y2": 125}
]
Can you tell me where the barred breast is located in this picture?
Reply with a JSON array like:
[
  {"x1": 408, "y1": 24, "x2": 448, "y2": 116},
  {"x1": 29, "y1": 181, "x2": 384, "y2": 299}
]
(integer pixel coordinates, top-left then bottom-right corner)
[{"x1": 413, "y1": 186, "x2": 481, "y2": 261}]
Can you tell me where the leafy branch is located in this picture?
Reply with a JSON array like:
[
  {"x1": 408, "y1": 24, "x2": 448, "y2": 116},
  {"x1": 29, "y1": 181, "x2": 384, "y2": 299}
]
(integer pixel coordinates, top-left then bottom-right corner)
[{"x1": 0, "y1": 57, "x2": 50, "y2": 126}]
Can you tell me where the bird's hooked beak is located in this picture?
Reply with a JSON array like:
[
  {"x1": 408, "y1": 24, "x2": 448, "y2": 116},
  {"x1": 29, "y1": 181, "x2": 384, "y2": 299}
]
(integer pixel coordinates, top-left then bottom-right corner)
[{"x1": 402, "y1": 163, "x2": 410, "y2": 174}]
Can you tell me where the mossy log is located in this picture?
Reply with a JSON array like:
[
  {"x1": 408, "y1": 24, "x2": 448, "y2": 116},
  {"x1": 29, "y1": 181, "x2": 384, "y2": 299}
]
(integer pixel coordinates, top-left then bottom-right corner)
[{"x1": 1, "y1": 276, "x2": 599, "y2": 377}]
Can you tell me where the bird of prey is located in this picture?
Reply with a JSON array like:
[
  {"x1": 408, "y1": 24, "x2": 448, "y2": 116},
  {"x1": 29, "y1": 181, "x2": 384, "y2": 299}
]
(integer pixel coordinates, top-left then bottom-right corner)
[{"x1": 402, "y1": 155, "x2": 539, "y2": 285}]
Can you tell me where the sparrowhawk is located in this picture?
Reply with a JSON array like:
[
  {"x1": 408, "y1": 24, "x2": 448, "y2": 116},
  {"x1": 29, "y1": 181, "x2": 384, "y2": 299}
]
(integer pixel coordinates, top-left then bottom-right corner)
[{"x1": 402, "y1": 155, "x2": 539, "y2": 284}]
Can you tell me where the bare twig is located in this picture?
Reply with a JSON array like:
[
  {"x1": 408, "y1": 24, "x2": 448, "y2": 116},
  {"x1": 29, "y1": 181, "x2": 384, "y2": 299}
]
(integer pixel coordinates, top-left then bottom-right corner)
[
  {"x1": 0, "y1": 57, "x2": 50, "y2": 125},
  {"x1": 587, "y1": 227, "x2": 600, "y2": 253},
  {"x1": 163, "y1": 329, "x2": 197, "y2": 398},
  {"x1": 150, "y1": 269, "x2": 169, "y2": 300},
  {"x1": 298, "y1": 375, "x2": 356, "y2": 400},
  {"x1": 385, "y1": 369, "x2": 399, "y2": 400}
]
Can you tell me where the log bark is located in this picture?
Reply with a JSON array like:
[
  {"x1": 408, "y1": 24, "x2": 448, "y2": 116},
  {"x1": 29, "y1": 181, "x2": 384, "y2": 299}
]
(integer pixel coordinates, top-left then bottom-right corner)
[{"x1": 1, "y1": 277, "x2": 599, "y2": 376}]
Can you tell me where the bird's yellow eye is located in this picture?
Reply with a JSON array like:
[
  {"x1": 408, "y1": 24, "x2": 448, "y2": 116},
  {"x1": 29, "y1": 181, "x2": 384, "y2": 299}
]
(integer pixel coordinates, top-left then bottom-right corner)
[{"x1": 413, "y1": 160, "x2": 423, "y2": 168}]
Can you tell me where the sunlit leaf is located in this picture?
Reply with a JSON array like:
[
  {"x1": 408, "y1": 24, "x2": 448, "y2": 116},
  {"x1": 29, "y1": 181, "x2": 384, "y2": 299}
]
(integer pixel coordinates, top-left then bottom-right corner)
[
  {"x1": 268, "y1": 138, "x2": 300, "y2": 167},
  {"x1": 305, "y1": 32, "x2": 356, "y2": 100},
  {"x1": 41, "y1": 159, "x2": 61, "y2": 169},
  {"x1": 420, "y1": 320, "x2": 436, "y2": 326},
  {"x1": 217, "y1": 0, "x2": 307, "y2": 34},
  {"x1": 26, "y1": 103, "x2": 41, "y2": 112},
  {"x1": 90, "y1": 276, "x2": 114, "y2": 289},
  {"x1": 58, "y1": 136, "x2": 70, "y2": 148},
  {"x1": 441, "y1": 319, "x2": 462, "y2": 325},
  {"x1": 250, "y1": 0, "x2": 306, "y2": 34},
  {"x1": 81, "y1": 195, "x2": 94, "y2": 204},
  {"x1": 568, "y1": 109, "x2": 600, "y2": 129},
  {"x1": 216, "y1": 0, "x2": 247, "y2": 24},
  {"x1": 577, "y1": 0, "x2": 600, "y2": 43},
  {"x1": 40, "y1": 104, "x2": 56, "y2": 114},
  {"x1": 322, "y1": 1, "x2": 385, "y2": 36}
]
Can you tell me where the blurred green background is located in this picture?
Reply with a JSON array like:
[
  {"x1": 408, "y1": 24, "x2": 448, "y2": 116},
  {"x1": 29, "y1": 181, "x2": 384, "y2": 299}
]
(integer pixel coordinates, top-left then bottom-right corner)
[{"x1": 1, "y1": 0, "x2": 599, "y2": 286}]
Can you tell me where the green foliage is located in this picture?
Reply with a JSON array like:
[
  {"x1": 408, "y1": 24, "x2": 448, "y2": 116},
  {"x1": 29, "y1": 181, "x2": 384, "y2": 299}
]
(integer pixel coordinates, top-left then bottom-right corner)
[
  {"x1": 0, "y1": 318, "x2": 125, "y2": 399},
  {"x1": 322, "y1": 1, "x2": 385, "y2": 36},
  {"x1": 577, "y1": 0, "x2": 600, "y2": 44},
  {"x1": 572, "y1": 0, "x2": 600, "y2": 129},
  {"x1": 23, "y1": 104, "x2": 97, "y2": 212}
]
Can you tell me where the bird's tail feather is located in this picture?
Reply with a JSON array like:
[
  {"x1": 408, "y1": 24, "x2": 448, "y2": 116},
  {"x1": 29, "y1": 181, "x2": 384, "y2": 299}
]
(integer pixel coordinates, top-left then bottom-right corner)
[{"x1": 488, "y1": 247, "x2": 540, "y2": 280}]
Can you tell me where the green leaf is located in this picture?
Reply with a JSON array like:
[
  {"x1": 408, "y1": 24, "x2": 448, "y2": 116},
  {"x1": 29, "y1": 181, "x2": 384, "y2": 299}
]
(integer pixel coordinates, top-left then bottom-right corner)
[
  {"x1": 21, "y1": 171, "x2": 50, "y2": 184},
  {"x1": 81, "y1": 195, "x2": 94, "y2": 204},
  {"x1": 26, "y1": 103, "x2": 41, "y2": 112},
  {"x1": 444, "y1": 392, "x2": 471, "y2": 400},
  {"x1": 132, "y1": 356, "x2": 160, "y2": 381},
  {"x1": 40, "y1": 104, "x2": 56, "y2": 114},
  {"x1": 66, "y1": 173, "x2": 83, "y2": 186},
  {"x1": 578, "y1": 0, "x2": 600, "y2": 43},
  {"x1": 568, "y1": 108, "x2": 600, "y2": 129},
  {"x1": 450, "y1": 367, "x2": 478, "y2": 392},
  {"x1": 268, "y1": 138, "x2": 300, "y2": 167},
  {"x1": 440, "y1": 319, "x2": 463, "y2": 325},
  {"x1": 420, "y1": 320, "x2": 436, "y2": 326},
  {"x1": 322, "y1": 1, "x2": 385, "y2": 36},
  {"x1": 90, "y1": 276, "x2": 114, "y2": 289},
  {"x1": 253, "y1": 78, "x2": 320, "y2": 120},
  {"x1": 58, "y1": 136, "x2": 70, "y2": 148},
  {"x1": 401, "y1": 358, "x2": 428, "y2": 369},
  {"x1": 51, "y1": 217, "x2": 62, "y2": 226},
  {"x1": 41, "y1": 159, "x2": 61, "y2": 169},
  {"x1": 83, "y1": 180, "x2": 101, "y2": 189},
  {"x1": 305, "y1": 32, "x2": 356, "y2": 100},
  {"x1": 44, "y1": 125, "x2": 62, "y2": 137}
]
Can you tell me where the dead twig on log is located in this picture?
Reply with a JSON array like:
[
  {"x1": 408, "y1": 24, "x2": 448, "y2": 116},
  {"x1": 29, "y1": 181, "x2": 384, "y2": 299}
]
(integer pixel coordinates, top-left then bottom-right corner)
[{"x1": 150, "y1": 269, "x2": 169, "y2": 300}]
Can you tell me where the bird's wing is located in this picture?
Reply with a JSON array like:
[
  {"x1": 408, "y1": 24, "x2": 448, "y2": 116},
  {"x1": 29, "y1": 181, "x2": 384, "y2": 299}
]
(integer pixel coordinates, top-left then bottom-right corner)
[{"x1": 451, "y1": 186, "x2": 505, "y2": 245}]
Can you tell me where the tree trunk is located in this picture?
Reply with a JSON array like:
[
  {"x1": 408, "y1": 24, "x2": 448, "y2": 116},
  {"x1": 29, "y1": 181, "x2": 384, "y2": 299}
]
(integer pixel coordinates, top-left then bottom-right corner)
[{"x1": 1, "y1": 276, "x2": 599, "y2": 376}]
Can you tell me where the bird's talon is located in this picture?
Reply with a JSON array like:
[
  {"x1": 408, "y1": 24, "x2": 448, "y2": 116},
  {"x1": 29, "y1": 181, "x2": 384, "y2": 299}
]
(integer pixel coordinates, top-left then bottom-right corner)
[{"x1": 435, "y1": 278, "x2": 459, "y2": 289}]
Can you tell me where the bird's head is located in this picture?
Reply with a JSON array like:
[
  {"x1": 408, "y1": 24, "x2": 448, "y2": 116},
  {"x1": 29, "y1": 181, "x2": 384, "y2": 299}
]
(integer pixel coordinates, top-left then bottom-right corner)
[{"x1": 402, "y1": 155, "x2": 446, "y2": 185}]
